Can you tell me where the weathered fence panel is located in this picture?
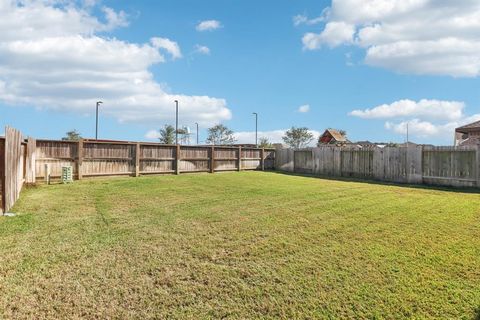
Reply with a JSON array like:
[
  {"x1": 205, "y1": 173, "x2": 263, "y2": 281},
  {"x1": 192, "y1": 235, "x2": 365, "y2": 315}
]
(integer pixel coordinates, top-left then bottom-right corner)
[
  {"x1": 25, "y1": 138, "x2": 36, "y2": 184},
  {"x1": 340, "y1": 149, "x2": 374, "y2": 178},
  {"x1": 2, "y1": 127, "x2": 27, "y2": 212},
  {"x1": 34, "y1": 140, "x2": 275, "y2": 180},
  {"x1": 36, "y1": 140, "x2": 77, "y2": 179},
  {"x1": 275, "y1": 148, "x2": 294, "y2": 172},
  {"x1": 422, "y1": 146, "x2": 477, "y2": 188},
  {"x1": 294, "y1": 150, "x2": 314, "y2": 174},
  {"x1": 276, "y1": 145, "x2": 480, "y2": 189},
  {"x1": 0, "y1": 138, "x2": 4, "y2": 213}
]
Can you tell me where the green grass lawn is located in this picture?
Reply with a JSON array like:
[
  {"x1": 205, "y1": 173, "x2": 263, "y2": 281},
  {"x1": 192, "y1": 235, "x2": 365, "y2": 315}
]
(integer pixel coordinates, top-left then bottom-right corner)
[{"x1": 1, "y1": 172, "x2": 479, "y2": 319}]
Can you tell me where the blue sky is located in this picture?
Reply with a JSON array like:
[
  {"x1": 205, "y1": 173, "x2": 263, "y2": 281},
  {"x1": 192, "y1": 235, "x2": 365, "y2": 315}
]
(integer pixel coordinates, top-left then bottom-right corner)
[{"x1": 1, "y1": 0, "x2": 480, "y2": 145}]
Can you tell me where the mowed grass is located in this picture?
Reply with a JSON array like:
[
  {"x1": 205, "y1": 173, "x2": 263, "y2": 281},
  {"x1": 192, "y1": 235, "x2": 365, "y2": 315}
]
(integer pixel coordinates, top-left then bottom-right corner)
[{"x1": 1, "y1": 172, "x2": 480, "y2": 319}]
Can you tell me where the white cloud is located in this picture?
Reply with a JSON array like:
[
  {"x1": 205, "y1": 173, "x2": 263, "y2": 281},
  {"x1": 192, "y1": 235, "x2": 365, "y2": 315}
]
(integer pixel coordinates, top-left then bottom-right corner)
[
  {"x1": 293, "y1": 10, "x2": 329, "y2": 26},
  {"x1": 303, "y1": 21, "x2": 355, "y2": 49},
  {"x1": 0, "y1": 1, "x2": 231, "y2": 128},
  {"x1": 145, "y1": 129, "x2": 161, "y2": 140},
  {"x1": 349, "y1": 99, "x2": 465, "y2": 121},
  {"x1": 350, "y1": 98, "x2": 480, "y2": 140},
  {"x1": 196, "y1": 20, "x2": 222, "y2": 32},
  {"x1": 298, "y1": 104, "x2": 310, "y2": 113},
  {"x1": 302, "y1": 0, "x2": 480, "y2": 77},
  {"x1": 384, "y1": 119, "x2": 446, "y2": 138},
  {"x1": 234, "y1": 129, "x2": 320, "y2": 146},
  {"x1": 101, "y1": 6, "x2": 129, "y2": 30},
  {"x1": 194, "y1": 44, "x2": 210, "y2": 55},
  {"x1": 151, "y1": 37, "x2": 182, "y2": 60}
]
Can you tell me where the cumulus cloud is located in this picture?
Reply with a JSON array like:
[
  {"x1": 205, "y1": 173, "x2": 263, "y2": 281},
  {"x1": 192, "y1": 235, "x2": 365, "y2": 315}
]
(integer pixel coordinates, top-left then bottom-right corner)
[
  {"x1": 303, "y1": 21, "x2": 355, "y2": 49},
  {"x1": 297, "y1": 104, "x2": 310, "y2": 113},
  {"x1": 350, "y1": 99, "x2": 480, "y2": 140},
  {"x1": 349, "y1": 99, "x2": 465, "y2": 121},
  {"x1": 234, "y1": 129, "x2": 320, "y2": 146},
  {"x1": 196, "y1": 20, "x2": 222, "y2": 32},
  {"x1": 145, "y1": 129, "x2": 161, "y2": 140},
  {"x1": 0, "y1": 1, "x2": 231, "y2": 127},
  {"x1": 194, "y1": 44, "x2": 210, "y2": 55},
  {"x1": 302, "y1": 0, "x2": 480, "y2": 77},
  {"x1": 151, "y1": 37, "x2": 182, "y2": 60}
]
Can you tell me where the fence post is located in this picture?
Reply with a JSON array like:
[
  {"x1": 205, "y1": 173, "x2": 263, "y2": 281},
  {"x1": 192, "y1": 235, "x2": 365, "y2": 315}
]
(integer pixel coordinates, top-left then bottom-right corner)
[
  {"x1": 25, "y1": 137, "x2": 36, "y2": 184},
  {"x1": 135, "y1": 143, "x2": 141, "y2": 177},
  {"x1": 261, "y1": 148, "x2": 265, "y2": 171},
  {"x1": 238, "y1": 146, "x2": 242, "y2": 171},
  {"x1": 210, "y1": 146, "x2": 215, "y2": 173},
  {"x1": 77, "y1": 139, "x2": 83, "y2": 180},
  {"x1": 175, "y1": 145, "x2": 180, "y2": 175}
]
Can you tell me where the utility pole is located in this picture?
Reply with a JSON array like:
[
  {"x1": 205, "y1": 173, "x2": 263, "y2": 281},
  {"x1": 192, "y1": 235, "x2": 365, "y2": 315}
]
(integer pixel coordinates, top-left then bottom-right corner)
[
  {"x1": 195, "y1": 122, "x2": 199, "y2": 145},
  {"x1": 95, "y1": 101, "x2": 103, "y2": 140},
  {"x1": 253, "y1": 112, "x2": 258, "y2": 147},
  {"x1": 406, "y1": 122, "x2": 409, "y2": 146}
]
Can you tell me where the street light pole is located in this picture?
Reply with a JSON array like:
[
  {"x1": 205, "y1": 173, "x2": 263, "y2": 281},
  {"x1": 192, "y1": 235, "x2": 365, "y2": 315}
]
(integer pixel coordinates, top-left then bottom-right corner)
[
  {"x1": 195, "y1": 122, "x2": 199, "y2": 145},
  {"x1": 95, "y1": 101, "x2": 103, "y2": 140},
  {"x1": 253, "y1": 112, "x2": 258, "y2": 147},
  {"x1": 175, "y1": 100, "x2": 179, "y2": 145}
]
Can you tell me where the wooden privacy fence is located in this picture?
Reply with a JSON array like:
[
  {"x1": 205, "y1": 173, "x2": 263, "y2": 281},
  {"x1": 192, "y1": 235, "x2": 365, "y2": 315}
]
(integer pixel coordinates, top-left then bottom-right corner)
[
  {"x1": 35, "y1": 139, "x2": 275, "y2": 180},
  {"x1": 275, "y1": 145, "x2": 480, "y2": 188},
  {"x1": 0, "y1": 127, "x2": 36, "y2": 214}
]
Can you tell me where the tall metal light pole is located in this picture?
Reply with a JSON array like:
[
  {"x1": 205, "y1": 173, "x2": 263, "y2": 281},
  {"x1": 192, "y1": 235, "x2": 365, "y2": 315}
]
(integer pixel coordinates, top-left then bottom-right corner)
[
  {"x1": 175, "y1": 100, "x2": 179, "y2": 145},
  {"x1": 195, "y1": 122, "x2": 199, "y2": 145},
  {"x1": 95, "y1": 101, "x2": 103, "y2": 140},
  {"x1": 253, "y1": 112, "x2": 258, "y2": 147}
]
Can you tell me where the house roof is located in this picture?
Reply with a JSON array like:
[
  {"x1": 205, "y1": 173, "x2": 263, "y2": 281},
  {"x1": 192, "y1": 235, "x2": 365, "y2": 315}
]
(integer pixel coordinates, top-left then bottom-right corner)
[
  {"x1": 325, "y1": 129, "x2": 347, "y2": 142},
  {"x1": 456, "y1": 120, "x2": 480, "y2": 133}
]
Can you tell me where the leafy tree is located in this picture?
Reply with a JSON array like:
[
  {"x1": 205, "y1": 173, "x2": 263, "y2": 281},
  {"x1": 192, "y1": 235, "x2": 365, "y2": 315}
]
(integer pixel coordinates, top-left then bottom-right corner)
[
  {"x1": 62, "y1": 129, "x2": 82, "y2": 141},
  {"x1": 206, "y1": 124, "x2": 236, "y2": 145},
  {"x1": 282, "y1": 127, "x2": 313, "y2": 149},
  {"x1": 159, "y1": 125, "x2": 175, "y2": 144},
  {"x1": 259, "y1": 137, "x2": 272, "y2": 148}
]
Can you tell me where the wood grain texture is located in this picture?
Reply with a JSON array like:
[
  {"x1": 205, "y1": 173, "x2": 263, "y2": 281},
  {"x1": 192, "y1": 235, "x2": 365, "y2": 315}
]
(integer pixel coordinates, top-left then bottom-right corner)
[{"x1": 276, "y1": 146, "x2": 479, "y2": 188}]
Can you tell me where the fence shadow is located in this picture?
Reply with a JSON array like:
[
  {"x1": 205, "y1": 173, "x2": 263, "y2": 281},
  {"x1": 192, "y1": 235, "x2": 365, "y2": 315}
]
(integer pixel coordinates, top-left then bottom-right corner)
[
  {"x1": 271, "y1": 171, "x2": 480, "y2": 195},
  {"x1": 474, "y1": 307, "x2": 480, "y2": 320}
]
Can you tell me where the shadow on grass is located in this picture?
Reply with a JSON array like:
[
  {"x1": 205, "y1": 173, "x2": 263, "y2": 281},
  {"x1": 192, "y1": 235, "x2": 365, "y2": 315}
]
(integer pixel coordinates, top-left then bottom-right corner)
[
  {"x1": 270, "y1": 170, "x2": 480, "y2": 195},
  {"x1": 474, "y1": 308, "x2": 480, "y2": 320}
]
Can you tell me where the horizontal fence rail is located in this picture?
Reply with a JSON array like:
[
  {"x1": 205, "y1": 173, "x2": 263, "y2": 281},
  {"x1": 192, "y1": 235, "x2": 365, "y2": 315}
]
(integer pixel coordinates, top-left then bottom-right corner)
[
  {"x1": 275, "y1": 145, "x2": 480, "y2": 189},
  {"x1": 34, "y1": 139, "x2": 275, "y2": 180}
]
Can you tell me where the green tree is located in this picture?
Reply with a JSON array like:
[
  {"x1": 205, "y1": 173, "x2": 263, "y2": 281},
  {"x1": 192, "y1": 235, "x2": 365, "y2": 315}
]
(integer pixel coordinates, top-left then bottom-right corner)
[
  {"x1": 62, "y1": 129, "x2": 82, "y2": 141},
  {"x1": 282, "y1": 127, "x2": 314, "y2": 149},
  {"x1": 258, "y1": 137, "x2": 272, "y2": 148},
  {"x1": 159, "y1": 125, "x2": 175, "y2": 144},
  {"x1": 206, "y1": 124, "x2": 236, "y2": 145}
]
